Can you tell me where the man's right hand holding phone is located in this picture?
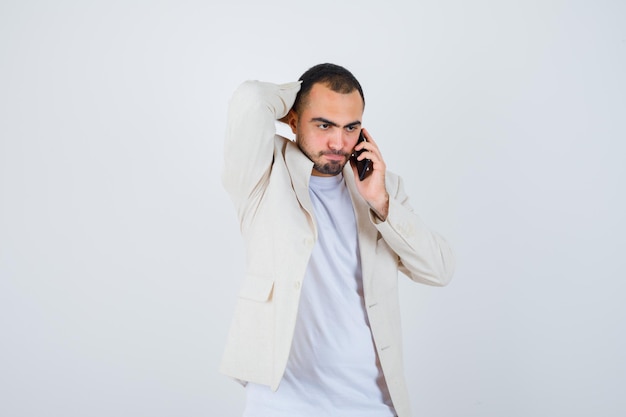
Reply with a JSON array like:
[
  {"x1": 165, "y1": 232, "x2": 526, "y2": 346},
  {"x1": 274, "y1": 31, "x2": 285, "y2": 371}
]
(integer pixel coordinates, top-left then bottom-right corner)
[{"x1": 351, "y1": 128, "x2": 389, "y2": 221}]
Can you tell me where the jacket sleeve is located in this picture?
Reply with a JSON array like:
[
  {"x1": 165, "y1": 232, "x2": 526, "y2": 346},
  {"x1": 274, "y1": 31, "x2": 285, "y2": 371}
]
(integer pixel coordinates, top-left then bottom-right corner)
[
  {"x1": 371, "y1": 175, "x2": 455, "y2": 286},
  {"x1": 221, "y1": 80, "x2": 301, "y2": 218}
]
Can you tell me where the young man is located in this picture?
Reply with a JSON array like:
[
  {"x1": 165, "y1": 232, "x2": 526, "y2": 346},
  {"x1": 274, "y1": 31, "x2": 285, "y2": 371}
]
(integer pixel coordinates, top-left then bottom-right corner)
[{"x1": 221, "y1": 63, "x2": 455, "y2": 417}]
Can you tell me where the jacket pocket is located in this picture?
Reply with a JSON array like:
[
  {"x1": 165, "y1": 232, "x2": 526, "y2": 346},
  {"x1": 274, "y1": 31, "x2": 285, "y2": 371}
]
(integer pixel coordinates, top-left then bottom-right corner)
[{"x1": 238, "y1": 275, "x2": 275, "y2": 302}]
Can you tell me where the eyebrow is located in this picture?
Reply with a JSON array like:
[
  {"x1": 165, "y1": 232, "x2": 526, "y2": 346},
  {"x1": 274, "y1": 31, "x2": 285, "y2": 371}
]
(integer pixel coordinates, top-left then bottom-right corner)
[{"x1": 310, "y1": 117, "x2": 361, "y2": 129}]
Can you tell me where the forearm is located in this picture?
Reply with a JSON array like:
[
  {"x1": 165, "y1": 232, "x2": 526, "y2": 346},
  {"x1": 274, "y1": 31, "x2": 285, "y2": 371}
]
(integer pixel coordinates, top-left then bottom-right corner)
[
  {"x1": 222, "y1": 81, "x2": 301, "y2": 204},
  {"x1": 372, "y1": 176, "x2": 455, "y2": 286},
  {"x1": 367, "y1": 193, "x2": 389, "y2": 222}
]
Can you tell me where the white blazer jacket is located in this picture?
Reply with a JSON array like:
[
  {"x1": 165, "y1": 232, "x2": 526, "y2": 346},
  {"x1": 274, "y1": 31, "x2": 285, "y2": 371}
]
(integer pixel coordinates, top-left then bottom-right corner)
[{"x1": 220, "y1": 80, "x2": 455, "y2": 417}]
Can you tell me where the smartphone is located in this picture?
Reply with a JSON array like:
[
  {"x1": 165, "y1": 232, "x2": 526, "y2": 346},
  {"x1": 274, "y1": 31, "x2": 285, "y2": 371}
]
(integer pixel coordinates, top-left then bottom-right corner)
[{"x1": 351, "y1": 130, "x2": 372, "y2": 181}]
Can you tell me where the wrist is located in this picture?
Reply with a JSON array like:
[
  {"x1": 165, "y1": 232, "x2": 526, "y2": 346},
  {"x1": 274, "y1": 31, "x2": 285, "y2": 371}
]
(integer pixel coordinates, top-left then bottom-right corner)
[{"x1": 368, "y1": 193, "x2": 389, "y2": 222}]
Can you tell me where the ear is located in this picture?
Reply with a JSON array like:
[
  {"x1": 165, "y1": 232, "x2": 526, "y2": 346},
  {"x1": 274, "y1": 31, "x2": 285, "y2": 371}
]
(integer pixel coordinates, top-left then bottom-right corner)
[{"x1": 286, "y1": 109, "x2": 298, "y2": 135}]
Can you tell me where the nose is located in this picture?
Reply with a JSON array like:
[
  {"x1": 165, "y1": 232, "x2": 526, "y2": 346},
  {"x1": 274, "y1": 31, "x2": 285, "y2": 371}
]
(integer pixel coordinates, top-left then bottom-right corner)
[{"x1": 328, "y1": 131, "x2": 345, "y2": 150}]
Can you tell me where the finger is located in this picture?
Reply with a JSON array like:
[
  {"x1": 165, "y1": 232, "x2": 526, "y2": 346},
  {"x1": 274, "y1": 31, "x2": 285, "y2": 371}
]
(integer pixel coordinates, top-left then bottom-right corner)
[
  {"x1": 360, "y1": 131, "x2": 382, "y2": 156},
  {"x1": 361, "y1": 128, "x2": 378, "y2": 147},
  {"x1": 357, "y1": 144, "x2": 382, "y2": 162}
]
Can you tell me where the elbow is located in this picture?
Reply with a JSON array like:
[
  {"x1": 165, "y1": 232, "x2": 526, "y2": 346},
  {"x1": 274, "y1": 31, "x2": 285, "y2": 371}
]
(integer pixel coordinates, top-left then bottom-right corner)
[
  {"x1": 407, "y1": 245, "x2": 456, "y2": 287},
  {"x1": 435, "y1": 244, "x2": 456, "y2": 287}
]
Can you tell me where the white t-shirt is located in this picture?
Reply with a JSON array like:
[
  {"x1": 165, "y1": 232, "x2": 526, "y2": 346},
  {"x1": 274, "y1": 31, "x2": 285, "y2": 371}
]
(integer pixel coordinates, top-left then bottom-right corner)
[{"x1": 243, "y1": 174, "x2": 395, "y2": 417}]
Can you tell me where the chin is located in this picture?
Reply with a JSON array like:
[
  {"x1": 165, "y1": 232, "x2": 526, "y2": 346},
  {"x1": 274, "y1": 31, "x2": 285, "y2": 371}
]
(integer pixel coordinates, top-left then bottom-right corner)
[{"x1": 315, "y1": 162, "x2": 345, "y2": 176}]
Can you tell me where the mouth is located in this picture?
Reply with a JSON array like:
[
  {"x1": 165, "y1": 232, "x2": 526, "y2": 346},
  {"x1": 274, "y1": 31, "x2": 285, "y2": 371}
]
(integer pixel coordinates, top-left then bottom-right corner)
[
  {"x1": 323, "y1": 154, "x2": 346, "y2": 162},
  {"x1": 321, "y1": 151, "x2": 349, "y2": 162}
]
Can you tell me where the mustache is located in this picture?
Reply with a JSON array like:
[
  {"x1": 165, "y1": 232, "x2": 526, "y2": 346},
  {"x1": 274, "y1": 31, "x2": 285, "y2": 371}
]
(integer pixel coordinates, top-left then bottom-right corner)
[{"x1": 319, "y1": 150, "x2": 350, "y2": 157}]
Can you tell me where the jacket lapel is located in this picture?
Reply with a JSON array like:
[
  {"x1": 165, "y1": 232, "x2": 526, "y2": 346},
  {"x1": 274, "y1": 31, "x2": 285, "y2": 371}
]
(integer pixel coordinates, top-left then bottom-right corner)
[
  {"x1": 343, "y1": 164, "x2": 378, "y2": 291},
  {"x1": 284, "y1": 139, "x2": 316, "y2": 231}
]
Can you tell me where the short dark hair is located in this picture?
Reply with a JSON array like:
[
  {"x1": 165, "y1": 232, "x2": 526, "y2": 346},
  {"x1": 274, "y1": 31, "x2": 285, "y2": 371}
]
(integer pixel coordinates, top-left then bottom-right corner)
[{"x1": 293, "y1": 63, "x2": 365, "y2": 114}]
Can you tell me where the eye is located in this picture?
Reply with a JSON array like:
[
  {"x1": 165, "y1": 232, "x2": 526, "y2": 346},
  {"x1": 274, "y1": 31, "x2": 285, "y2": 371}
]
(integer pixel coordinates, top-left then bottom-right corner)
[
  {"x1": 346, "y1": 125, "x2": 358, "y2": 132},
  {"x1": 318, "y1": 123, "x2": 330, "y2": 130}
]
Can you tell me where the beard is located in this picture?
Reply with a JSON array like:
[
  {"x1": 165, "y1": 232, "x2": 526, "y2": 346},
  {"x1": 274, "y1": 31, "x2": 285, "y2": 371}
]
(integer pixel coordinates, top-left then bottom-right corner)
[
  {"x1": 298, "y1": 142, "x2": 350, "y2": 176},
  {"x1": 314, "y1": 151, "x2": 349, "y2": 175},
  {"x1": 315, "y1": 160, "x2": 345, "y2": 176}
]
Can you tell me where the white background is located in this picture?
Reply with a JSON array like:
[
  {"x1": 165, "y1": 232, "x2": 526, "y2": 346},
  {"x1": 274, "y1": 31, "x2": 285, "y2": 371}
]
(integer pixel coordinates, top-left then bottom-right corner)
[{"x1": 1, "y1": 1, "x2": 625, "y2": 416}]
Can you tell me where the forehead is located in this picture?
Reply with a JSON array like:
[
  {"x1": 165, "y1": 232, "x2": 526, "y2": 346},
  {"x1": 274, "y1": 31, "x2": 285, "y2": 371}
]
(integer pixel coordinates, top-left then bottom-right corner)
[{"x1": 302, "y1": 83, "x2": 364, "y2": 118}]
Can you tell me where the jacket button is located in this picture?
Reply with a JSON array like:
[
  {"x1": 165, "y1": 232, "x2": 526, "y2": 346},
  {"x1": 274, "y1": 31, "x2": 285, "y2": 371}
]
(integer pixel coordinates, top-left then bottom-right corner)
[{"x1": 294, "y1": 281, "x2": 301, "y2": 290}]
